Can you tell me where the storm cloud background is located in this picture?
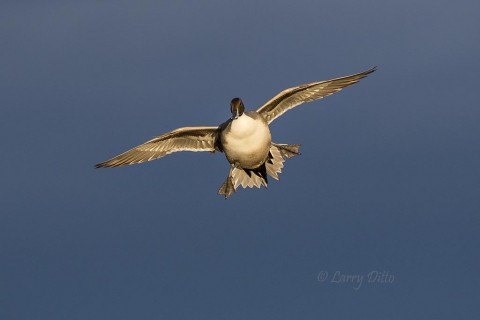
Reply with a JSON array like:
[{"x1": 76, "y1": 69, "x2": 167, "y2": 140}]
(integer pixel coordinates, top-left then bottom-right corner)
[{"x1": 1, "y1": 1, "x2": 479, "y2": 319}]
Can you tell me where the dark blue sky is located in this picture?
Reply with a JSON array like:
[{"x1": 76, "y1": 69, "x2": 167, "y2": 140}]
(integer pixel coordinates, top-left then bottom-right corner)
[{"x1": 1, "y1": 1, "x2": 479, "y2": 319}]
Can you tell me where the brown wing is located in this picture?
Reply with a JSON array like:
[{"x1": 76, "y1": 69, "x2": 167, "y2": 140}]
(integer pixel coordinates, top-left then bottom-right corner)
[
  {"x1": 256, "y1": 67, "x2": 376, "y2": 124},
  {"x1": 95, "y1": 126, "x2": 219, "y2": 168}
]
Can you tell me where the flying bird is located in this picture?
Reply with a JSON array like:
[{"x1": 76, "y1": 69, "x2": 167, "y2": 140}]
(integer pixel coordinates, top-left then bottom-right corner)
[{"x1": 96, "y1": 67, "x2": 376, "y2": 198}]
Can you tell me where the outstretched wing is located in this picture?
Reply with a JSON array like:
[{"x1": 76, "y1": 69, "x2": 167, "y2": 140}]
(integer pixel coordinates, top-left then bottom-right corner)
[
  {"x1": 256, "y1": 67, "x2": 376, "y2": 124},
  {"x1": 95, "y1": 126, "x2": 219, "y2": 168}
]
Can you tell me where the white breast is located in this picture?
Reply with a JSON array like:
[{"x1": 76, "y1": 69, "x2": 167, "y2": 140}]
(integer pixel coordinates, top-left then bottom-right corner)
[{"x1": 221, "y1": 113, "x2": 272, "y2": 169}]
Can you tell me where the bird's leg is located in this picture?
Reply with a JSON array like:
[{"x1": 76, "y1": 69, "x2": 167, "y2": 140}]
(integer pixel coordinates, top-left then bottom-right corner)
[
  {"x1": 217, "y1": 164, "x2": 236, "y2": 199},
  {"x1": 272, "y1": 143, "x2": 301, "y2": 158}
]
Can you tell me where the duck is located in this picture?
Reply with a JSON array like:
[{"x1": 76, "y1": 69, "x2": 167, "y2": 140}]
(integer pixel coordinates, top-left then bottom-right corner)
[{"x1": 96, "y1": 67, "x2": 376, "y2": 198}]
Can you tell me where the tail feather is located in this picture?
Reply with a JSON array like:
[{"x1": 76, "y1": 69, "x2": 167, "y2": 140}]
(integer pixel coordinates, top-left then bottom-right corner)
[
  {"x1": 265, "y1": 145, "x2": 285, "y2": 180},
  {"x1": 231, "y1": 143, "x2": 300, "y2": 189},
  {"x1": 218, "y1": 143, "x2": 301, "y2": 198},
  {"x1": 232, "y1": 166, "x2": 267, "y2": 189}
]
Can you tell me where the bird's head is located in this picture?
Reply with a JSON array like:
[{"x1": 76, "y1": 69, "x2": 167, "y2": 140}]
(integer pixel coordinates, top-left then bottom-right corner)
[{"x1": 230, "y1": 97, "x2": 245, "y2": 119}]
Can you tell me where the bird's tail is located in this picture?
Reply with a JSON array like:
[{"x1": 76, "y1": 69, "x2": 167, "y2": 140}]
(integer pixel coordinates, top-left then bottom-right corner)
[
  {"x1": 265, "y1": 143, "x2": 301, "y2": 181},
  {"x1": 217, "y1": 143, "x2": 301, "y2": 198}
]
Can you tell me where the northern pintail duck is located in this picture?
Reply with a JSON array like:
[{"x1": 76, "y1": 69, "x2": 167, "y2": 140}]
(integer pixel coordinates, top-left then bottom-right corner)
[{"x1": 96, "y1": 67, "x2": 376, "y2": 198}]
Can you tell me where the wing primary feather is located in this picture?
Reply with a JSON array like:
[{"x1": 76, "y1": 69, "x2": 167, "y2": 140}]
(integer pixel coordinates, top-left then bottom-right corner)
[
  {"x1": 256, "y1": 67, "x2": 376, "y2": 123},
  {"x1": 95, "y1": 126, "x2": 218, "y2": 168}
]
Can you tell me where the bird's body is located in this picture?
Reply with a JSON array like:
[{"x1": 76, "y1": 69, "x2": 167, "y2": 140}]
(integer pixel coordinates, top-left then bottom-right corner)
[
  {"x1": 96, "y1": 67, "x2": 376, "y2": 198},
  {"x1": 220, "y1": 111, "x2": 271, "y2": 169}
]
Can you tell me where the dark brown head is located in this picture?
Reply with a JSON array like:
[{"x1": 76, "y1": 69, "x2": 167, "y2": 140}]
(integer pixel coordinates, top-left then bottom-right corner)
[{"x1": 230, "y1": 97, "x2": 245, "y2": 119}]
